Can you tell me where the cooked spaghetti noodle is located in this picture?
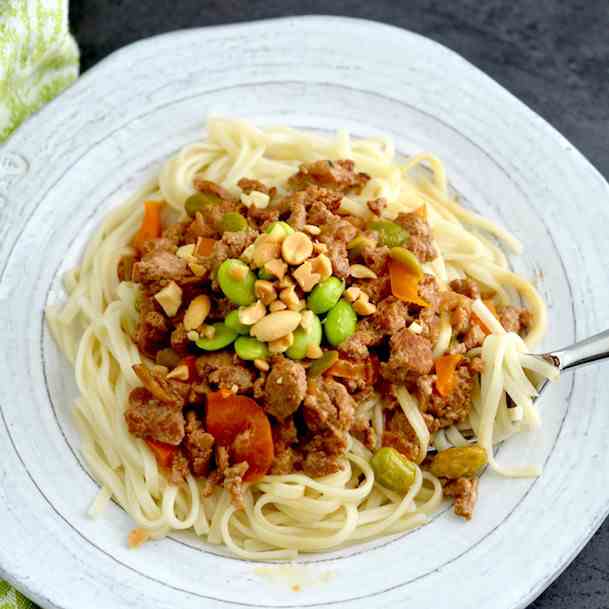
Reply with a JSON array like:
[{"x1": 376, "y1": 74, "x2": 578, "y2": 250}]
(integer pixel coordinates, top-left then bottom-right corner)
[{"x1": 47, "y1": 118, "x2": 558, "y2": 559}]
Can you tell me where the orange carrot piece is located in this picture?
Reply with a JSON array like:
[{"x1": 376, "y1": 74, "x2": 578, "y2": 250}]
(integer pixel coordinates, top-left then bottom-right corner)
[
  {"x1": 435, "y1": 354, "x2": 463, "y2": 397},
  {"x1": 206, "y1": 391, "x2": 274, "y2": 482},
  {"x1": 389, "y1": 260, "x2": 429, "y2": 307},
  {"x1": 413, "y1": 205, "x2": 427, "y2": 219},
  {"x1": 133, "y1": 201, "x2": 162, "y2": 252},
  {"x1": 195, "y1": 237, "x2": 216, "y2": 257},
  {"x1": 145, "y1": 438, "x2": 177, "y2": 469},
  {"x1": 327, "y1": 359, "x2": 365, "y2": 380}
]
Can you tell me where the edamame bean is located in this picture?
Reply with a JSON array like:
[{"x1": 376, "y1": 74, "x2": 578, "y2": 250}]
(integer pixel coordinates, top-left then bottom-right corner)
[
  {"x1": 217, "y1": 259, "x2": 256, "y2": 306},
  {"x1": 430, "y1": 445, "x2": 487, "y2": 479},
  {"x1": 195, "y1": 323, "x2": 237, "y2": 351},
  {"x1": 221, "y1": 212, "x2": 247, "y2": 233},
  {"x1": 347, "y1": 234, "x2": 376, "y2": 255},
  {"x1": 371, "y1": 447, "x2": 417, "y2": 493},
  {"x1": 265, "y1": 221, "x2": 294, "y2": 240},
  {"x1": 234, "y1": 336, "x2": 269, "y2": 360},
  {"x1": 307, "y1": 350, "x2": 339, "y2": 377},
  {"x1": 367, "y1": 220, "x2": 408, "y2": 248},
  {"x1": 286, "y1": 314, "x2": 322, "y2": 360},
  {"x1": 388, "y1": 247, "x2": 422, "y2": 278},
  {"x1": 225, "y1": 310, "x2": 250, "y2": 335},
  {"x1": 324, "y1": 300, "x2": 357, "y2": 346},
  {"x1": 307, "y1": 277, "x2": 344, "y2": 314},
  {"x1": 184, "y1": 192, "x2": 222, "y2": 218}
]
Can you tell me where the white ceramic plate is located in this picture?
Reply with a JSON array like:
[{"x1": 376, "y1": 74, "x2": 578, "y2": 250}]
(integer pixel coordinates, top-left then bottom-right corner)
[{"x1": 1, "y1": 15, "x2": 609, "y2": 609}]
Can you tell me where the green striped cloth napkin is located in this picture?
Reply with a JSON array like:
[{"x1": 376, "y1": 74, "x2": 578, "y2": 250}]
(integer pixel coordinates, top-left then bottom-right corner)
[
  {"x1": 0, "y1": 0, "x2": 79, "y2": 142},
  {"x1": 1, "y1": 2, "x2": 78, "y2": 606}
]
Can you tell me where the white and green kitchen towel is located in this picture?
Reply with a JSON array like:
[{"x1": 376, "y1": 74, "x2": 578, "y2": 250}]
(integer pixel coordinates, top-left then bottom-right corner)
[
  {"x1": 0, "y1": 2, "x2": 79, "y2": 606},
  {"x1": 0, "y1": 0, "x2": 78, "y2": 142}
]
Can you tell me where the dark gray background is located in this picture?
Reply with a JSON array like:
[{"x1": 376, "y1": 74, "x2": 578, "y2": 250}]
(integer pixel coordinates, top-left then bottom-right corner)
[{"x1": 69, "y1": 1, "x2": 609, "y2": 607}]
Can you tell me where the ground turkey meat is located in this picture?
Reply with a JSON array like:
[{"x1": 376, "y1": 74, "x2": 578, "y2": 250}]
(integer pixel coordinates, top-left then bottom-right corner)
[
  {"x1": 498, "y1": 305, "x2": 532, "y2": 335},
  {"x1": 302, "y1": 377, "x2": 355, "y2": 438},
  {"x1": 170, "y1": 322, "x2": 190, "y2": 355},
  {"x1": 418, "y1": 363, "x2": 475, "y2": 430},
  {"x1": 264, "y1": 356, "x2": 307, "y2": 420},
  {"x1": 223, "y1": 461, "x2": 249, "y2": 509},
  {"x1": 318, "y1": 218, "x2": 358, "y2": 279},
  {"x1": 195, "y1": 352, "x2": 255, "y2": 393},
  {"x1": 443, "y1": 477, "x2": 479, "y2": 520},
  {"x1": 288, "y1": 159, "x2": 369, "y2": 193},
  {"x1": 381, "y1": 329, "x2": 434, "y2": 384},
  {"x1": 183, "y1": 411, "x2": 215, "y2": 476},
  {"x1": 238, "y1": 177, "x2": 275, "y2": 196},
  {"x1": 134, "y1": 297, "x2": 170, "y2": 357},
  {"x1": 450, "y1": 278, "x2": 480, "y2": 300},
  {"x1": 207, "y1": 228, "x2": 258, "y2": 274},
  {"x1": 395, "y1": 211, "x2": 437, "y2": 262},
  {"x1": 125, "y1": 387, "x2": 185, "y2": 445},
  {"x1": 132, "y1": 249, "x2": 191, "y2": 292}
]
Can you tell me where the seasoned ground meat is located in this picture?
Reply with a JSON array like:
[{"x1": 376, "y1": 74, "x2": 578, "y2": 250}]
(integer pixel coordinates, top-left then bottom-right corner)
[
  {"x1": 207, "y1": 228, "x2": 258, "y2": 274},
  {"x1": 318, "y1": 218, "x2": 358, "y2": 279},
  {"x1": 450, "y1": 305, "x2": 471, "y2": 335},
  {"x1": 361, "y1": 244, "x2": 390, "y2": 276},
  {"x1": 383, "y1": 409, "x2": 420, "y2": 462},
  {"x1": 288, "y1": 159, "x2": 369, "y2": 193},
  {"x1": 170, "y1": 322, "x2": 190, "y2": 355},
  {"x1": 264, "y1": 356, "x2": 307, "y2": 420},
  {"x1": 133, "y1": 364, "x2": 189, "y2": 408},
  {"x1": 395, "y1": 212, "x2": 437, "y2": 262},
  {"x1": 183, "y1": 411, "x2": 215, "y2": 476},
  {"x1": 420, "y1": 364, "x2": 475, "y2": 429},
  {"x1": 125, "y1": 387, "x2": 185, "y2": 445},
  {"x1": 450, "y1": 278, "x2": 480, "y2": 300},
  {"x1": 271, "y1": 446, "x2": 302, "y2": 475},
  {"x1": 132, "y1": 249, "x2": 190, "y2": 291},
  {"x1": 381, "y1": 329, "x2": 434, "y2": 384},
  {"x1": 170, "y1": 451, "x2": 190, "y2": 484},
  {"x1": 372, "y1": 296, "x2": 412, "y2": 334},
  {"x1": 367, "y1": 197, "x2": 387, "y2": 216},
  {"x1": 134, "y1": 297, "x2": 170, "y2": 357},
  {"x1": 223, "y1": 461, "x2": 249, "y2": 509},
  {"x1": 303, "y1": 377, "x2": 355, "y2": 434},
  {"x1": 359, "y1": 276, "x2": 392, "y2": 303},
  {"x1": 417, "y1": 275, "x2": 441, "y2": 310},
  {"x1": 443, "y1": 477, "x2": 479, "y2": 520},
  {"x1": 498, "y1": 305, "x2": 532, "y2": 336},
  {"x1": 140, "y1": 237, "x2": 178, "y2": 257},
  {"x1": 117, "y1": 255, "x2": 134, "y2": 282},
  {"x1": 463, "y1": 323, "x2": 486, "y2": 349},
  {"x1": 301, "y1": 445, "x2": 343, "y2": 477},
  {"x1": 195, "y1": 352, "x2": 255, "y2": 393},
  {"x1": 162, "y1": 220, "x2": 189, "y2": 245},
  {"x1": 247, "y1": 205, "x2": 279, "y2": 230},
  {"x1": 338, "y1": 323, "x2": 378, "y2": 359},
  {"x1": 238, "y1": 177, "x2": 273, "y2": 196},
  {"x1": 287, "y1": 200, "x2": 307, "y2": 231}
]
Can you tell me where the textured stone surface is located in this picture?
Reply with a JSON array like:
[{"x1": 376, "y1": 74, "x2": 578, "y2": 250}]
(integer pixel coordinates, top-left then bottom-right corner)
[{"x1": 69, "y1": 3, "x2": 609, "y2": 607}]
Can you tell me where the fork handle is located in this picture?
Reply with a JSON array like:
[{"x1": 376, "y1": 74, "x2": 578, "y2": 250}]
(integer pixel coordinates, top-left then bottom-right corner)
[{"x1": 551, "y1": 329, "x2": 609, "y2": 372}]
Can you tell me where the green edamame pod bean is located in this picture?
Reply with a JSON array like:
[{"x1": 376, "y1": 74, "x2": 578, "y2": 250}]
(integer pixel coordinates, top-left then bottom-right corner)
[
  {"x1": 265, "y1": 221, "x2": 294, "y2": 240},
  {"x1": 286, "y1": 314, "x2": 322, "y2": 360},
  {"x1": 217, "y1": 259, "x2": 256, "y2": 306},
  {"x1": 307, "y1": 277, "x2": 344, "y2": 314},
  {"x1": 234, "y1": 336, "x2": 269, "y2": 361},
  {"x1": 371, "y1": 447, "x2": 417, "y2": 493},
  {"x1": 388, "y1": 247, "x2": 422, "y2": 278},
  {"x1": 220, "y1": 212, "x2": 247, "y2": 233},
  {"x1": 307, "y1": 350, "x2": 339, "y2": 377},
  {"x1": 184, "y1": 192, "x2": 222, "y2": 217},
  {"x1": 367, "y1": 220, "x2": 408, "y2": 248},
  {"x1": 347, "y1": 234, "x2": 376, "y2": 255},
  {"x1": 195, "y1": 323, "x2": 237, "y2": 351},
  {"x1": 225, "y1": 310, "x2": 250, "y2": 335},
  {"x1": 324, "y1": 300, "x2": 357, "y2": 346}
]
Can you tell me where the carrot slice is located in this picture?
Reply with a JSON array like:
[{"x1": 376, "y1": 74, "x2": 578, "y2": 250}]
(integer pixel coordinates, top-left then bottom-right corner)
[
  {"x1": 145, "y1": 438, "x2": 177, "y2": 469},
  {"x1": 389, "y1": 260, "x2": 429, "y2": 307},
  {"x1": 327, "y1": 359, "x2": 364, "y2": 379},
  {"x1": 133, "y1": 201, "x2": 162, "y2": 252},
  {"x1": 435, "y1": 354, "x2": 463, "y2": 397},
  {"x1": 196, "y1": 237, "x2": 216, "y2": 257},
  {"x1": 413, "y1": 205, "x2": 427, "y2": 219},
  {"x1": 206, "y1": 391, "x2": 274, "y2": 482}
]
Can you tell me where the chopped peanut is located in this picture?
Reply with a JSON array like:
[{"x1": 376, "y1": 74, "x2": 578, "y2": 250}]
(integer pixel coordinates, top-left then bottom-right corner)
[
  {"x1": 254, "y1": 359, "x2": 270, "y2": 372},
  {"x1": 268, "y1": 332, "x2": 294, "y2": 354},
  {"x1": 313, "y1": 242, "x2": 328, "y2": 254},
  {"x1": 269, "y1": 300, "x2": 288, "y2": 312},
  {"x1": 253, "y1": 235, "x2": 281, "y2": 268},
  {"x1": 310, "y1": 254, "x2": 332, "y2": 281},
  {"x1": 255, "y1": 280, "x2": 277, "y2": 305},
  {"x1": 293, "y1": 261, "x2": 321, "y2": 292},
  {"x1": 264, "y1": 258, "x2": 287, "y2": 280},
  {"x1": 239, "y1": 300, "x2": 266, "y2": 325},
  {"x1": 176, "y1": 244, "x2": 195, "y2": 260},
  {"x1": 281, "y1": 232, "x2": 313, "y2": 265},
  {"x1": 300, "y1": 310, "x2": 315, "y2": 333},
  {"x1": 280, "y1": 286, "x2": 300, "y2": 308},
  {"x1": 350, "y1": 264, "x2": 378, "y2": 279},
  {"x1": 344, "y1": 286, "x2": 361, "y2": 303},
  {"x1": 303, "y1": 224, "x2": 321, "y2": 236},
  {"x1": 183, "y1": 294, "x2": 211, "y2": 331},
  {"x1": 166, "y1": 364, "x2": 189, "y2": 381},
  {"x1": 306, "y1": 343, "x2": 323, "y2": 359},
  {"x1": 154, "y1": 281, "x2": 182, "y2": 317},
  {"x1": 241, "y1": 191, "x2": 270, "y2": 209},
  {"x1": 353, "y1": 292, "x2": 377, "y2": 316},
  {"x1": 188, "y1": 262, "x2": 207, "y2": 277},
  {"x1": 187, "y1": 330, "x2": 200, "y2": 341}
]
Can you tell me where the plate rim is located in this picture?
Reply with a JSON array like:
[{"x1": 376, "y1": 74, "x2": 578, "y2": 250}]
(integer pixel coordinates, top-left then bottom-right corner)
[{"x1": 1, "y1": 14, "x2": 609, "y2": 609}]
